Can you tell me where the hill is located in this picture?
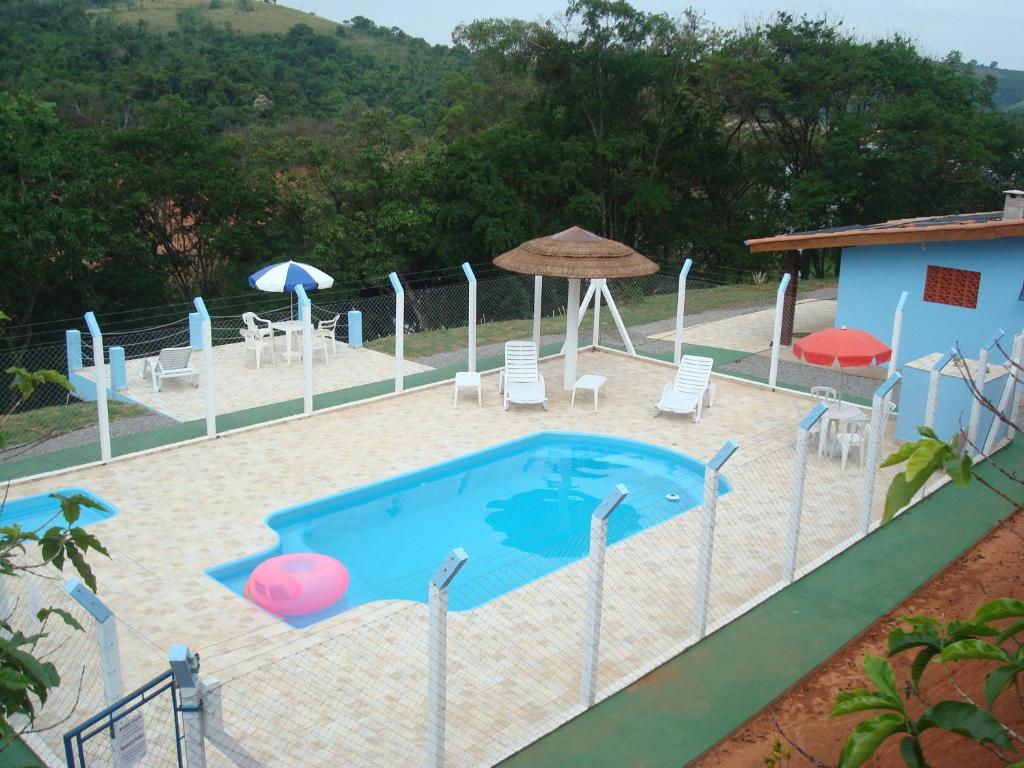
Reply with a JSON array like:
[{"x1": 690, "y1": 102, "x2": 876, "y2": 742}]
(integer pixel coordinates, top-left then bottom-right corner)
[
  {"x1": 0, "y1": 0, "x2": 468, "y2": 129},
  {"x1": 974, "y1": 64, "x2": 1024, "y2": 113},
  {"x1": 90, "y1": 0, "x2": 344, "y2": 36}
]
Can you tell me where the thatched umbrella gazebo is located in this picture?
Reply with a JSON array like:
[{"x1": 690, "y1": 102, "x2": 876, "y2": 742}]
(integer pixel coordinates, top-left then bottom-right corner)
[{"x1": 494, "y1": 226, "x2": 659, "y2": 390}]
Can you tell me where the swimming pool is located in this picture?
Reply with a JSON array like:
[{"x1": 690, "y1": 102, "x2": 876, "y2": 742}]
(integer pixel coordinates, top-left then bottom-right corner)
[
  {"x1": 0, "y1": 488, "x2": 117, "y2": 532},
  {"x1": 209, "y1": 432, "x2": 728, "y2": 626}
]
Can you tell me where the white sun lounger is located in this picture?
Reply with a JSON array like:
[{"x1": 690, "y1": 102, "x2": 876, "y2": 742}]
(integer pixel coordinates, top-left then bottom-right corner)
[
  {"x1": 140, "y1": 346, "x2": 198, "y2": 393},
  {"x1": 655, "y1": 355, "x2": 714, "y2": 422},
  {"x1": 503, "y1": 341, "x2": 547, "y2": 411}
]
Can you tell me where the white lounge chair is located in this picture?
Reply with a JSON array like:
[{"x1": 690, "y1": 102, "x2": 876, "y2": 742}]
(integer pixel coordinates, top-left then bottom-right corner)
[
  {"x1": 140, "y1": 347, "x2": 198, "y2": 392},
  {"x1": 655, "y1": 355, "x2": 714, "y2": 422},
  {"x1": 503, "y1": 341, "x2": 547, "y2": 411}
]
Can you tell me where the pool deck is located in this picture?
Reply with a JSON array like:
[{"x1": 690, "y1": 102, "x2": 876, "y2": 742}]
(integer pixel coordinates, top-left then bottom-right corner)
[
  {"x1": 7, "y1": 349, "x2": 904, "y2": 767},
  {"x1": 75, "y1": 337, "x2": 432, "y2": 422}
]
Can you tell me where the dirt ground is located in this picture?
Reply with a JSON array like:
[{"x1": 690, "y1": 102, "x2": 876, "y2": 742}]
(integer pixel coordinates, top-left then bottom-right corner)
[{"x1": 694, "y1": 508, "x2": 1024, "y2": 768}]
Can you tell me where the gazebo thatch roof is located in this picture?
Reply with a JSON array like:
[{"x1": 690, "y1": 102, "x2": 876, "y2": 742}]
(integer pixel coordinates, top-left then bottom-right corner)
[{"x1": 493, "y1": 226, "x2": 659, "y2": 279}]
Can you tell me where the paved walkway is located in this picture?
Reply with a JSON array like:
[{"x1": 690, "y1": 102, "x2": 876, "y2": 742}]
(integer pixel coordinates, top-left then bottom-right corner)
[{"x1": 500, "y1": 439, "x2": 1024, "y2": 768}]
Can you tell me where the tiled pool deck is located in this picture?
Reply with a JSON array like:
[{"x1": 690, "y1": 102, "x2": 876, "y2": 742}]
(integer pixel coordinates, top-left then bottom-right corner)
[{"x1": 10, "y1": 350, "x2": 903, "y2": 766}]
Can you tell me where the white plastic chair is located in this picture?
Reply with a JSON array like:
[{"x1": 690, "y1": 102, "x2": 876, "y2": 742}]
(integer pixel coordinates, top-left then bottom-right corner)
[
  {"x1": 240, "y1": 328, "x2": 273, "y2": 369},
  {"x1": 810, "y1": 386, "x2": 838, "y2": 449},
  {"x1": 503, "y1": 341, "x2": 547, "y2": 411},
  {"x1": 241, "y1": 312, "x2": 276, "y2": 364},
  {"x1": 140, "y1": 347, "x2": 198, "y2": 392},
  {"x1": 655, "y1": 355, "x2": 714, "y2": 423},
  {"x1": 305, "y1": 330, "x2": 330, "y2": 364},
  {"x1": 834, "y1": 417, "x2": 868, "y2": 469},
  {"x1": 313, "y1": 314, "x2": 340, "y2": 353}
]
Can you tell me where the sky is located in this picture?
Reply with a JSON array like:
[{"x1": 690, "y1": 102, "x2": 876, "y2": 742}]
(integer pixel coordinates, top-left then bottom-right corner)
[{"x1": 281, "y1": 1, "x2": 1024, "y2": 70}]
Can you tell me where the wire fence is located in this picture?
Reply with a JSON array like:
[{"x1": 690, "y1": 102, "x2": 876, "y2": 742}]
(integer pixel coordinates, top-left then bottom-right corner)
[
  {"x1": 5, "y1": 327, "x2": 1020, "y2": 767},
  {"x1": 2, "y1": 264, "x2": 799, "y2": 483}
]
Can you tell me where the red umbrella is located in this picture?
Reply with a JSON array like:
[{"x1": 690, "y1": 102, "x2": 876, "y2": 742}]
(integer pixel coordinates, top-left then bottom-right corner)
[{"x1": 793, "y1": 327, "x2": 891, "y2": 368}]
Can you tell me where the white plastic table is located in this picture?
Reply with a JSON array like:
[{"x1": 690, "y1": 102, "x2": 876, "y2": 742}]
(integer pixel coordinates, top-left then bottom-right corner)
[
  {"x1": 270, "y1": 319, "x2": 305, "y2": 364},
  {"x1": 818, "y1": 402, "x2": 867, "y2": 456},
  {"x1": 571, "y1": 374, "x2": 607, "y2": 410},
  {"x1": 453, "y1": 371, "x2": 482, "y2": 406}
]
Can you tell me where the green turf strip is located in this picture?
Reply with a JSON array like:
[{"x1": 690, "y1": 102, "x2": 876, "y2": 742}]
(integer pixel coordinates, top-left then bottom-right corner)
[{"x1": 500, "y1": 439, "x2": 1024, "y2": 768}]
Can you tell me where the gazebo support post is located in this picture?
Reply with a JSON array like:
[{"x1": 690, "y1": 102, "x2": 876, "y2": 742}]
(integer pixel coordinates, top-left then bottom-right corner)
[
  {"x1": 600, "y1": 282, "x2": 636, "y2": 356},
  {"x1": 532, "y1": 276, "x2": 543, "y2": 356},
  {"x1": 561, "y1": 280, "x2": 597, "y2": 355},
  {"x1": 565, "y1": 278, "x2": 581, "y2": 390},
  {"x1": 592, "y1": 278, "x2": 602, "y2": 349}
]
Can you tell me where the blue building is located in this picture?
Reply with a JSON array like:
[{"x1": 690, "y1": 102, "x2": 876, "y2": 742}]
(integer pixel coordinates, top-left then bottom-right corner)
[{"x1": 746, "y1": 191, "x2": 1024, "y2": 364}]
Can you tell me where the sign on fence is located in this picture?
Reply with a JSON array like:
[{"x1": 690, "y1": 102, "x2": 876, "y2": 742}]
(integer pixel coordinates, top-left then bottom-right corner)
[{"x1": 114, "y1": 711, "x2": 148, "y2": 765}]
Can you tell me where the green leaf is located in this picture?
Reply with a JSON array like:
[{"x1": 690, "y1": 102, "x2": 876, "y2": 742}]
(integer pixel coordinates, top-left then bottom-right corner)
[
  {"x1": 836, "y1": 712, "x2": 907, "y2": 768},
  {"x1": 36, "y1": 607, "x2": 83, "y2": 632},
  {"x1": 974, "y1": 598, "x2": 1024, "y2": 623},
  {"x1": 887, "y1": 628, "x2": 940, "y2": 656},
  {"x1": 947, "y1": 620, "x2": 1000, "y2": 639},
  {"x1": 909, "y1": 647, "x2": 939, "y2": 690},
  {"x1": 898, "y1": 736, "x2": 926, "y2": 768},
  {"x1": 916, "y1": 425, "x2": 940, "y2": 440},
  {"x1": 862, "y1": 655, "x2": 901, "y2": 707},
  {"x1": 918, "y1": 701, "x2": 1012, "y2": 750},
  {"x1": 984, "y1": 666, "x2": 1015, "y2": 709},
  {"x1": 995, "y1": 621, "x2": 1024, "y2": 646},
  {"x1": 832, "y1": 689, "x2": 903, "y2": 716},
  {"x1": 904, "y1": 441, "x2": 948, "y2": 484},
  {"x1": 939, "y1": 639, "x2": 1010, "y2": 664},
  {"x1": 64, "y1": 543, "x2": 96, "y2": 592},
  {"x1": 883, "y1": 472, "x2": 924, "y2": 523},
  {"x1": 0, "y1": 668, "x2": 31, "y2": 691},
  {"x1": 880, "y1": 441, "x2": 919, "y2": 468}
]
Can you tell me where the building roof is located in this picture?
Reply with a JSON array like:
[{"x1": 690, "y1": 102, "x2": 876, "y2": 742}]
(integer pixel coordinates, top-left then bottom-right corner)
[{"x1": 745, "y1": 210, "x2": 1024, "y2": 253}]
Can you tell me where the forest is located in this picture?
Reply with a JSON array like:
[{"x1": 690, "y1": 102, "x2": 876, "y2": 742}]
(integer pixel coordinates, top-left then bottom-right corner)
[{"x1": 2, "y1": 0, "x2": 1023, "y2": 338}]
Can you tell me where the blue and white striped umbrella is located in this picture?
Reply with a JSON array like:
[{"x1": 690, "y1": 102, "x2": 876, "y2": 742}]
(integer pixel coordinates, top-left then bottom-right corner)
[{"x1": 248, "y1": 261, "x2": 334, "y2": 293}]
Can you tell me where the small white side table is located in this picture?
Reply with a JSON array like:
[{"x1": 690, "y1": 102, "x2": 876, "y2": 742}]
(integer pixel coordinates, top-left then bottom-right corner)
[
  {"x1": 454, "y1": 371, "x2": 482, "y2": 406},
  {"x1": 571, "y1": 374, "x2": 607, "y2": 410}
]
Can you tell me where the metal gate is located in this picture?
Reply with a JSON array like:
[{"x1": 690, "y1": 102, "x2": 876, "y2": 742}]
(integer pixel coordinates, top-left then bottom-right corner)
[{"x1": 63, "y1": 669, "x2": 185, "y2": 768}]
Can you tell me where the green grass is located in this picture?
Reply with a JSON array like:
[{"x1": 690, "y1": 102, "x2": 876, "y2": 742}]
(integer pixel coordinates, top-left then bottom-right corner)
[
  {"x1": 91, "y1": 0, "x2": 343, "y2": 36},
  {"x1": 367, "y1": 279, "x2": 836, "y2": 359},
  {"x1": 1, "y1": 401, "x2": 149, "y2": 448}
]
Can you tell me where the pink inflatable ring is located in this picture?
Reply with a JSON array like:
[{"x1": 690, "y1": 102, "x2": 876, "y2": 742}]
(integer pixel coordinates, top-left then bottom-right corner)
[{"x1": 244, "y1": 553, "x2": 349, "y2": 616}]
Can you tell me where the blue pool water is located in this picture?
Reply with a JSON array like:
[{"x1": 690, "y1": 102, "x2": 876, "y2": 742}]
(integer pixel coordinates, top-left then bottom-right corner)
[
  {"x1": 209, "y1": 432, "x2": 727, "y2": 627},
  {"x1": 0, "y1": 488, "x2": 117, "y2": 531}
]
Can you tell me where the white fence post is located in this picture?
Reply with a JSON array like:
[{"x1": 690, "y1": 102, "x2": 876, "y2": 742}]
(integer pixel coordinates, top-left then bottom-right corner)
[
  {"x1": 462, "y1": 263, "x2": 477, "y2": 373},
  {"x1": 783, "y1": 403, "x2": 828, "y2": 582},
  {"x1": 170, "y1": 645, "x2": 206, "y2": 768},
  {"x1": 768, "y1": 274, "x2": 792, "y2": 390},
  {"x1": 64, "y1": 579, "x2": 123, "y2": 706},
  {"x1": 580, "y1": 484, "x2": 629, "y2": 709},
  {"x1": 199, "y1": 676, "x2": 261, "y2": 767},
  {"x1": 84, "y1": 312, "x2": 111, "y2": 462},
  {"x1": 193, "y1": 297, "x2": 216, "y2": 437},
  {"x1": 968, "y1": 331, "x2": 1003, "y2": 452},
  {"x1": 925, "y1": 351, "x2": 953, "y2": 429},
  {"x1": 532, "y1": 275, "x2": 543, "y2": 355},
  {"x1": 426, "y1": 547, "x2": 469, "y2": 768},
  {"x1": 693, "y1": 440, "x2": 739, "y2": 639},
  {"x1": 592, "y1": 278, "x2": 602, "y2": 349},
  {"x1": 861, "y1": 374, "x2": 901, "y2": 534},
  {"x1": 296, "y1": 286, "x2": 313, "y2": 415},
  {"x1": 389, "y1": 272, "x2": 405, "y2": 393},
  {"x1": 887, "y1": 291, "x2": 908, "y2": 378},
  {"x1": 674, "y1": 258, "x2": 693, "y2": 365},
  {"x1": 564, "y1": 278, "x2": 581, "y2": 390}
]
